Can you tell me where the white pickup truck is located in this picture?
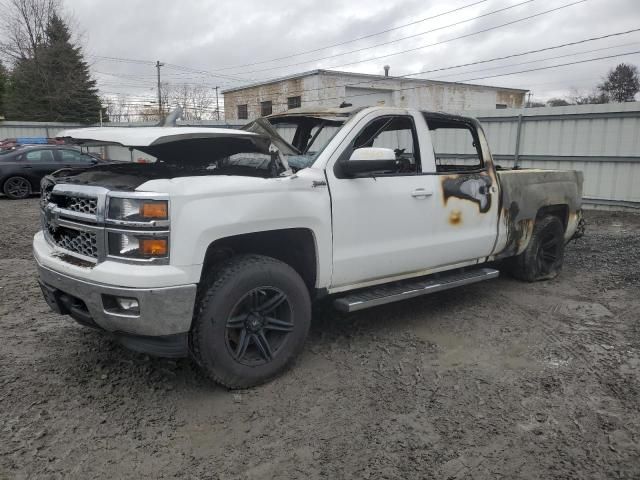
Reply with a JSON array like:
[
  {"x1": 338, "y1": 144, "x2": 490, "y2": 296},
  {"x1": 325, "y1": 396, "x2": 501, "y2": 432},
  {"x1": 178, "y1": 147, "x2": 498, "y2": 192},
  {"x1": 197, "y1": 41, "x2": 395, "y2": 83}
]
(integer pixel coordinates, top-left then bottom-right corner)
[{"x1": 34, "y1": 106, "x2": 583, "y2": 388}]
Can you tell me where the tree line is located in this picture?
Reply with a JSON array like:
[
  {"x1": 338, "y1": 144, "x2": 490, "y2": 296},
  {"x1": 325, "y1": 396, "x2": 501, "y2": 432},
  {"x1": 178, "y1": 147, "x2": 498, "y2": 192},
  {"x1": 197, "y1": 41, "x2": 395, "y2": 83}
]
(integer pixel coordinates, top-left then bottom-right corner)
[
  {"x1": 104, "y1": 83, "x2": 221, "y2": 123},
  {"x1": 527, "y1": 63, "x2": 639, "y2": 108}
]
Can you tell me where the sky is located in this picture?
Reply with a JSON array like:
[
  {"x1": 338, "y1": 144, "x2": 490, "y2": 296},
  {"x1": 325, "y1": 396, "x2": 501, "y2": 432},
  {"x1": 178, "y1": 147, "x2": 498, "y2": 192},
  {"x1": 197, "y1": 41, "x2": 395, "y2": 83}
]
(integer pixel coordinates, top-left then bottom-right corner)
[{"x1": 61, "y1": 0, "x2": 640, "y2": 106}]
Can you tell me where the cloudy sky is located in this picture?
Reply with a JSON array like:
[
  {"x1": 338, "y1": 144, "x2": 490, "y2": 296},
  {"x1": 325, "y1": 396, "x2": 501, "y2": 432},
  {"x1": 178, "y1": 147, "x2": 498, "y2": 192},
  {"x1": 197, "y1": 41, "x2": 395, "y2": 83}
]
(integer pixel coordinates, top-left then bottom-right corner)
[{"x1": 63, "y1": 0, "x2": 640, "y2": 106}]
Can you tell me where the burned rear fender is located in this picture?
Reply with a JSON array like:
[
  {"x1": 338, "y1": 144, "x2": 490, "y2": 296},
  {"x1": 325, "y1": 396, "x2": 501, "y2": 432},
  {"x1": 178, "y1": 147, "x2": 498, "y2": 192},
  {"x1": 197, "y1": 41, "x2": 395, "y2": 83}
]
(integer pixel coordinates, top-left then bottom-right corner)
[{"x1": 492, "y1": 169, "x2": 583, "y2": 259}]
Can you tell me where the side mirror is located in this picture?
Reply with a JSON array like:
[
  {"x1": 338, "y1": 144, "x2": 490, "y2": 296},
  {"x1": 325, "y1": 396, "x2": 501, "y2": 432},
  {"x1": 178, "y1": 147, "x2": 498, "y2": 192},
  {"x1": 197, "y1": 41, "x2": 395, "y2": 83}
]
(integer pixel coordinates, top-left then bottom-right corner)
[{"x1": 341, "y1": 147, "x2": 398, "y2": 177}]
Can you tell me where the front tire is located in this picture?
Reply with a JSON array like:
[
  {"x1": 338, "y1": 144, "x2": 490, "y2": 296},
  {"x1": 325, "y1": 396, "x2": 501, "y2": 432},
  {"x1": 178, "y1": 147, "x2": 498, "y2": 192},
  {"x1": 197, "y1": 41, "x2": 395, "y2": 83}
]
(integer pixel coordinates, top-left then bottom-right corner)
[
  {"x1": 510, "y1": 215, "x2": 565, "y2": 282},
  {"x1": 190, "y1": 254, "x2": 311, "y2": 388},
  {"x1": 3, "y1": 176, "x2": 32, "y2": 199}
]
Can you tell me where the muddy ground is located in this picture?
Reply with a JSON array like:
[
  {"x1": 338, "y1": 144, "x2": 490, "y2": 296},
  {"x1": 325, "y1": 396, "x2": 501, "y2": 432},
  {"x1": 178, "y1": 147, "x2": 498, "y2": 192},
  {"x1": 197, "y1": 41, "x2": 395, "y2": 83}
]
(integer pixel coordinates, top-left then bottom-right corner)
[{"x1": 1, "y1": 197, "x2": 639, "y2": 479}]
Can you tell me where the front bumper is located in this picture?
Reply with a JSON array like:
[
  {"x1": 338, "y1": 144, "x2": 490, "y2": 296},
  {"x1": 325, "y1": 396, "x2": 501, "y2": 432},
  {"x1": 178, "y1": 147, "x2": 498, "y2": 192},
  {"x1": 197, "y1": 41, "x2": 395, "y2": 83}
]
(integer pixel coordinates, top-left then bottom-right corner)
[{"x1": 37, "y1": 261, "x2": 197, "y2": 339}]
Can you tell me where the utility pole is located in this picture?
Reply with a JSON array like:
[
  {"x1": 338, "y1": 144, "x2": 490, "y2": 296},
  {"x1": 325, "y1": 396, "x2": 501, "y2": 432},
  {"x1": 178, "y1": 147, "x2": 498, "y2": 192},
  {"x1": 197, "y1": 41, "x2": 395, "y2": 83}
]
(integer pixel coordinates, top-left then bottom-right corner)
[
  {"x1": 156, "y1": 60, "x2": 164, "y2": 118},
  {"x1": 215, "y1": 86, "x2": 220, "y2": 121},
  {"x1": 526, "y1": 91, "x2": 532, "y2": 108}
]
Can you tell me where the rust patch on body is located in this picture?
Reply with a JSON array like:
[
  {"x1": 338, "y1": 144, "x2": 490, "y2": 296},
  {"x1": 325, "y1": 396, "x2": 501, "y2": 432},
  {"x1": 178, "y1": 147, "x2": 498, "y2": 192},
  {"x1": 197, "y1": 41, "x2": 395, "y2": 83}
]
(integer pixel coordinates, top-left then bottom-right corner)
[
  {"x1": 449, "y1": 209, "x2": 462, "y2": 225},
  {"x1": 441, "y1": 174, "x2": 493, "y2": 213}
]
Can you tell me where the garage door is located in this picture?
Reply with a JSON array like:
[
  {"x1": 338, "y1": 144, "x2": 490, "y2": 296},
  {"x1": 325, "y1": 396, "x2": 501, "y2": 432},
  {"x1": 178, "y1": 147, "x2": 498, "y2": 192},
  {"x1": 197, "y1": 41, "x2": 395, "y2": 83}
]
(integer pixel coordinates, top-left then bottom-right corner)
[{"x1": 345, "y1": 87, "x2": 393, "y2": 108}]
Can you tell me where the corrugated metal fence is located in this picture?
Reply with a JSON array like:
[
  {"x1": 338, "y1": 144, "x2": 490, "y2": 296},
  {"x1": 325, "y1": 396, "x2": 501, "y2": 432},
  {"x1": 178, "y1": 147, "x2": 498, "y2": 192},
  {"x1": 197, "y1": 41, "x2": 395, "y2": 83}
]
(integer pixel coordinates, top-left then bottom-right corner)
[
  {"x1": 463, "y1": 102, "x2": 640, "y2": 209},
  {"x1": 2, "y1": 103, "x2": 639, "y2": 208}
]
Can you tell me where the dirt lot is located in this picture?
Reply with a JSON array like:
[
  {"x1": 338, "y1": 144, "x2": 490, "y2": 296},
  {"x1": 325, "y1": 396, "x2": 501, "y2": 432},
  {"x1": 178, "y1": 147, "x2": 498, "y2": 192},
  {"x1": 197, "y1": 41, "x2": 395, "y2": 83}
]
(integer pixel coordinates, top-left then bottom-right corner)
[{"x1": 1, "y1": 197, "x2": 639, "y2": 479}]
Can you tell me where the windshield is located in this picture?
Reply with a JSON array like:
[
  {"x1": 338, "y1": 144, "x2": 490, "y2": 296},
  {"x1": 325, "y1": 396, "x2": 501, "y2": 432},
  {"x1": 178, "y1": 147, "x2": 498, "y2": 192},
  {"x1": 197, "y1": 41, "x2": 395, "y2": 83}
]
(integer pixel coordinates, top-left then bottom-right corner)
[
  {"x1": 243, "y1": 115, "x2": 345, "y2": 171},
  {"x1": 273, "y1": 122, "x2": 343, "y2": 170}
]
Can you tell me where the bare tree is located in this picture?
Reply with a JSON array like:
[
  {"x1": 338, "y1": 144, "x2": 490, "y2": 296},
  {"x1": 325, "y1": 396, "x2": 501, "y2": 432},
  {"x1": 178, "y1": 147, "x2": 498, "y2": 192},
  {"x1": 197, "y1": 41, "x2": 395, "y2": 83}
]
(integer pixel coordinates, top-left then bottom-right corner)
[
  {"x1": 569, "y1": 87, "x2": 609, "y2": 105},
  {"x1": 0, "y1": 0, "x2": 60, "y2": 62},
  {"x1": 103, "y1": 95, "x2": 145, "y2": 123},
  {"x1": 161, "y1": 83, "x2": 216, "y2": 121}
]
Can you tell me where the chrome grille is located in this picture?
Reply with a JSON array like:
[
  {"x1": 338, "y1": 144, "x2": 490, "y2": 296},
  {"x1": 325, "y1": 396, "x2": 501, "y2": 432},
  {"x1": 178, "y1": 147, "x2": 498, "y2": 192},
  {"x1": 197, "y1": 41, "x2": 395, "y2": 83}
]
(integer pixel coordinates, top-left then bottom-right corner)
[
  {"x1": 49, "y1": 227, "x2": 98, "y2": 258},
  {"x1": 66, "y1": 196, "x2": 98, "y2": 215},
  {"x1": 49, "y1": 193, "x2": 98, "y2": 215},
  {"x1": 41, "y1": 185, "x2": 169, "y2": 265}
]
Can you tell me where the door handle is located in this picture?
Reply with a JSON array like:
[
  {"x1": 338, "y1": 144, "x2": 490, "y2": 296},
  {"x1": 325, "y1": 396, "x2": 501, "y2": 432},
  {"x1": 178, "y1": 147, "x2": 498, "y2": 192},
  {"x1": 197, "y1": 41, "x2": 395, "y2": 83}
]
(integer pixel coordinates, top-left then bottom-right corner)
[
  {"x1": 411, "y1": 188, "x2": 432, "y2": 198},
  {"x1": 23, "y1": 165, "x2": 33, "y2": 169}
]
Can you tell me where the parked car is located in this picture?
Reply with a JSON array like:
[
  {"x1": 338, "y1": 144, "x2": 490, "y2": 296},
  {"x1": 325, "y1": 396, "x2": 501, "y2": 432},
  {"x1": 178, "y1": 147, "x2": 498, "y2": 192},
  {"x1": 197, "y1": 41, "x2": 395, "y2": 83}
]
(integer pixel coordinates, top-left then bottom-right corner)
[
  {"x1": 0, "y1": 145, "x2": 106, "y2": 199},
  {"x1": 0, "y1": 137, "x2": 66, "y2": 152},
  {"x1": 35, "y1": 106, "x2": 583, "y2": 388}
]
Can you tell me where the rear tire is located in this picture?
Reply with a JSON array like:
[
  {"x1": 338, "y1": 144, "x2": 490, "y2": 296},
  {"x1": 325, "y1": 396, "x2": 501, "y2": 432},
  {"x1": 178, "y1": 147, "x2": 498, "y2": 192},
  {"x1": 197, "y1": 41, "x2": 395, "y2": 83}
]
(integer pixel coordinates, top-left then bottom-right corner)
[
  {"x1": 190, "y1": 254, "x2": 311, "y2": 389},
  {"x1": 510, "y1": 215, "x2": 565, "y2": 282},
  {"x1": 3, "y1": 176, "x2": 32, "y2": 199}
]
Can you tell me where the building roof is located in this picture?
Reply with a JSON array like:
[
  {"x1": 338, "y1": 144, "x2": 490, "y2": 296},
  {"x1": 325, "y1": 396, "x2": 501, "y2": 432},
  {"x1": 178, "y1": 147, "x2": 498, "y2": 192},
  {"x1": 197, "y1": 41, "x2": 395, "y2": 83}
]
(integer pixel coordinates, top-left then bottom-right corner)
[{"x1": 222, "y1": 69, "x2": 528, "y2": 94}]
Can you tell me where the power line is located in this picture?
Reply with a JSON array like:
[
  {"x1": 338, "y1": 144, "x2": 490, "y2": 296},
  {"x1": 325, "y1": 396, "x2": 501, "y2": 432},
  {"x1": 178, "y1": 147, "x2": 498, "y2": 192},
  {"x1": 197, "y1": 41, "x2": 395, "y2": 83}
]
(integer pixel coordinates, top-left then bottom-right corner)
[
  {"x1": 214, "y1": 0, "x2": 490, "y2": 71},
  {"x1": 89, "y1": 0, "x2": 582, "y2": 94},
  {"x1": 89, "y1": 55, "x2": 253, "y2": 91},
  {"x1": 226, "y1": 49, "x2": 640, "y2": 109},
  {"x1": 88, "y1": 54, "x2": 157, "y2": 65},
  {"x1": 324, "y1": 0, "x2": 587, "y2": 71},
  {"x1": 398, "y1": 28, "x2": 640, "y2": 78},
  {"x1": 163, "y1": 63, "x2": 255, "y2": 83},
  {"x1": 430, "y1": 41, "x2": 640, "y2": 80},
  {"x1": 226, "y1": 0, "x2": 543, "y2": 76},
  {"x1": 214, "y1": 28, "x2": 640, "y2": 104},
  {"x1": 456, "y1": 49, "x2": 640, "y2": 82},
  {"x1": 89, "y1": 1, "x2": 491, "y2": 78},
  {"x1": 94, "y1": 27, "x2": 640, "y2": 104}
]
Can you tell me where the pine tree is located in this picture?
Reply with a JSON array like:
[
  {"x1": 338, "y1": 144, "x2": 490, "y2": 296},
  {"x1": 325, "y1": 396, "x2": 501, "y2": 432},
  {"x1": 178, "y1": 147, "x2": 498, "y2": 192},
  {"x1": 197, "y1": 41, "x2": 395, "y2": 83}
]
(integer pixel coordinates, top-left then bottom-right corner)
[
  {"x1": 598, "y1": 63, "x2": 640, "y2": 103},
  {"x1": 4, "y1": 55, "x2": 50, "y2": 120},
  {"x1": 4, "y1": 13, "x2": 104, "y2": 122},
  {"x1": 40, "y1": 14, "x2": 103, "y2": 122}
]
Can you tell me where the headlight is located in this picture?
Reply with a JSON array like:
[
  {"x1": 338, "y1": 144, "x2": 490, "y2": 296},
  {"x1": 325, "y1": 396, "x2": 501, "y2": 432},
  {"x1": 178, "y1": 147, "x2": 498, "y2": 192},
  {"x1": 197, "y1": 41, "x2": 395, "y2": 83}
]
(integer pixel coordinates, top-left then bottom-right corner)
[
  {"x1": 108, "y1": 198, "x2": 168, "y2": 222},
  {"x1": 108, "y1": 232, "x2": 169, "y2": 259}
]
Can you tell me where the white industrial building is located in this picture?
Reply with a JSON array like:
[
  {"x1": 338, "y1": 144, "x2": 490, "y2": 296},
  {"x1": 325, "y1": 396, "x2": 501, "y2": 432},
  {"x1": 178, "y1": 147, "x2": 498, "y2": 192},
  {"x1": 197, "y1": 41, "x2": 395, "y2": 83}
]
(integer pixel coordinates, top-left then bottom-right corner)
[{"x1": 223, "y1": 68, "x2": 528, "y2": 121}]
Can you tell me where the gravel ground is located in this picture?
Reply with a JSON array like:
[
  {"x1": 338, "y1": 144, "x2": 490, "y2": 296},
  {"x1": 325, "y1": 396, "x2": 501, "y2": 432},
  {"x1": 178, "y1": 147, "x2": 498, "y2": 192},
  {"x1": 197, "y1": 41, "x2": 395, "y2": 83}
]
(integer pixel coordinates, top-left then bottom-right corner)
[{"x1": 1, "y1": 197, "x2": 639, "y2": 479}]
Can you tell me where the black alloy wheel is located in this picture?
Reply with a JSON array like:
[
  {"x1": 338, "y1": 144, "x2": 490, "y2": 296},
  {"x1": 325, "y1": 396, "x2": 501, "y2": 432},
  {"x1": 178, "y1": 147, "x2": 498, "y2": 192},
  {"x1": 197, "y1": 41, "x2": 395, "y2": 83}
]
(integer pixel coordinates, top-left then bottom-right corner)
[
  {"x1": 190, "y1": 254, "x2": 311, "y2": 389},
  {"x1": 4, "y1": 176, "x2": 32, "y2": 199},
  {"x1": 225, "y1": 287, "x2": 294, "y2": 366},
  {"x1": 536, "y1": 230, "x2": 562, "y2": 276}
]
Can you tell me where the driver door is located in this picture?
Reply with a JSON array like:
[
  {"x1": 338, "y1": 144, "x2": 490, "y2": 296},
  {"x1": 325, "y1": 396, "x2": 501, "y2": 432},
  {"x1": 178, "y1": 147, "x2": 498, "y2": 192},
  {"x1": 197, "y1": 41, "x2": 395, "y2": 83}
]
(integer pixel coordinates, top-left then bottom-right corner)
[{"x1": 326, "y1": 112, "x2": 438, "y2": 288}]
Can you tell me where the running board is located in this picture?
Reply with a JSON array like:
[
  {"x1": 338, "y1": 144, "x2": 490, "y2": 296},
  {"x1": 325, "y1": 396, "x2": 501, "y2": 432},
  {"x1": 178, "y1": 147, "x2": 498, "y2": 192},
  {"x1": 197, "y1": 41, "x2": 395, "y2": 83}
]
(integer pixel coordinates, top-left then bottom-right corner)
[{"x1": 333, "y1": 267, "x2": 499, "y2": 313}]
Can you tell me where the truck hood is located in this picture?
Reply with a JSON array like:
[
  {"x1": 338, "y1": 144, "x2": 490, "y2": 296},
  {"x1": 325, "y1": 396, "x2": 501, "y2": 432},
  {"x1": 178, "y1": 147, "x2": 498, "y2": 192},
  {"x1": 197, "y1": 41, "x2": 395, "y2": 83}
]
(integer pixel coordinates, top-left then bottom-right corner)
[
  {"x1": 48, "y1": 126, "x2": 291, "y2": 191},
  {"x1": 57, "y1": 126, "x2": 269, "y2": 150}
]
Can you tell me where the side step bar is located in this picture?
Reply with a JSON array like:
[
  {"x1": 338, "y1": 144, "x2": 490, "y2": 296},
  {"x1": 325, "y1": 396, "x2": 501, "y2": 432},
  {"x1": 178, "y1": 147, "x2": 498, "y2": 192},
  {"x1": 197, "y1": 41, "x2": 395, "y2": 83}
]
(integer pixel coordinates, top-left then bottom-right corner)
[{"x1": 333, "y1": 267, "x2": 499, "y2": 313}]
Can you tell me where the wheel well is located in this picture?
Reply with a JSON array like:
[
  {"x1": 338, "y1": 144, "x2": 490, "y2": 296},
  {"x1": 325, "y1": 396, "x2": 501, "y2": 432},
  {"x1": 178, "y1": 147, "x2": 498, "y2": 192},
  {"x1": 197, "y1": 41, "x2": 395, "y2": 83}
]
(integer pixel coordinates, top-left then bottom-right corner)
[
  {"x1": 536, "y1": 204, "x2": 568, "y2": 229},
  {"x1": 201, "y1": 228, "x2": 317, "y2": 292}
]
